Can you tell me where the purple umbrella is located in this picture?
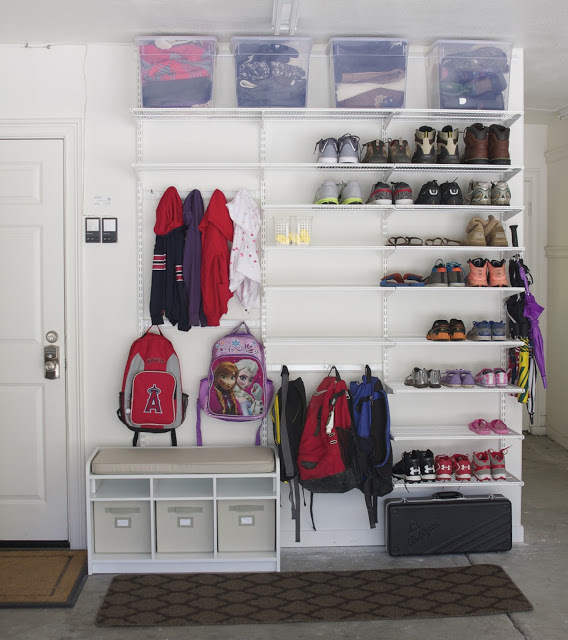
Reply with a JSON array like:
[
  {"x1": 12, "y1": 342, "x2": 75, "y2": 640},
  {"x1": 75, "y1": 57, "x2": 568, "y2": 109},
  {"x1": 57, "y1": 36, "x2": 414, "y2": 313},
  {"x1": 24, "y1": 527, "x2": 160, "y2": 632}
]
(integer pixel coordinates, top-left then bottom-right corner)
[{"x1": 519, "y1": 264, "x2": 547, "y2": 389}]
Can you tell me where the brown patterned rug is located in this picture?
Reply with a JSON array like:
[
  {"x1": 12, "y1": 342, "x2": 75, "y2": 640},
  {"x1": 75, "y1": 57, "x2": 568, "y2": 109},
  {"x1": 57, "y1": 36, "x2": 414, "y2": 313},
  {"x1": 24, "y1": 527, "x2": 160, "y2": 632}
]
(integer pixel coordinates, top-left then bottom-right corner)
[
  {"x1": 96, "y1": 564, "x2": 532, "y2": 626},
  {"x1": 0, "y1": 549, "x2": 87, "y2": 608}
]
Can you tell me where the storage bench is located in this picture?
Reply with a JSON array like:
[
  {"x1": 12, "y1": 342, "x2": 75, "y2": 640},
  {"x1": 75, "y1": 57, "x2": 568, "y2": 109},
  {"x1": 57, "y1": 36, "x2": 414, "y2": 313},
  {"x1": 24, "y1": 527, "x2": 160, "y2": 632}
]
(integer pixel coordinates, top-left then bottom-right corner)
[{"x1": 86, "y1": 446, "x2": 280, "y2": 574}]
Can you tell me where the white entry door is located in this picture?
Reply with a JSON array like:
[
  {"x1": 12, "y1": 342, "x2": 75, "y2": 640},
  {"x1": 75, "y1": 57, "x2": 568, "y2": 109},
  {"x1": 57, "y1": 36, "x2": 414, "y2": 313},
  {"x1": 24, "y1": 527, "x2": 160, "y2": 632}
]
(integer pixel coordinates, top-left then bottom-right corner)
[{"x1": 0, "y1": 138, "x2": 68, "y2": 541}]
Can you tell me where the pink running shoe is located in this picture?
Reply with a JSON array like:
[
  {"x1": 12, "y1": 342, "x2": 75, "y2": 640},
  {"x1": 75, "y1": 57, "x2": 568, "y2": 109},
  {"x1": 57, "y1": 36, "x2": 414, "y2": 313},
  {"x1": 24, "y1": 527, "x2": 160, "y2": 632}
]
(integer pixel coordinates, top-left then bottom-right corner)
[
  {"x1": 435, "y1": 454, "x2": 453, "y2": 481},
  {"x1": 493, "y1": 367, "x2": 508, "y2": 386},
  {"x1": 475, "y1": 368, "x2": 496, "y2": 387},
  {"x1": 451, "y1": 454, "x2": 472, "y2": 481},
  {"x1": 466, "y1": 258, "x2": 488, "y2": 287},
  {"x1": 488, "y1": 447, "x2": 510, "y2": 480},
  {"x1": 472, "y1": 450, "x2": 492, "y2": 481}
]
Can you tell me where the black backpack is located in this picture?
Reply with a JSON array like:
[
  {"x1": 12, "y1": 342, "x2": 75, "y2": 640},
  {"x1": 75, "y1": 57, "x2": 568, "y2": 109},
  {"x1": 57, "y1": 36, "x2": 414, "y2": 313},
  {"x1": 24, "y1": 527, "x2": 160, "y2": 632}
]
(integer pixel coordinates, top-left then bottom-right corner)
[
  {"x1": 349, "y1": 366, "x2": 393, "y2": 528},
  {"x1": 271, "y1": 366, "x2": 307, "y2": 542}
]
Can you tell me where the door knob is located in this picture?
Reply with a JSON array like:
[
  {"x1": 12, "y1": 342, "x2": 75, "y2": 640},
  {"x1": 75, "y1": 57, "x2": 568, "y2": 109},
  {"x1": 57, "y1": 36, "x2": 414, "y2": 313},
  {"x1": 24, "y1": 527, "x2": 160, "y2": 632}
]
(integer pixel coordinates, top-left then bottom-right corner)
[{"x1": 44, "y1": 345, "x2": 60, "y2": 380}]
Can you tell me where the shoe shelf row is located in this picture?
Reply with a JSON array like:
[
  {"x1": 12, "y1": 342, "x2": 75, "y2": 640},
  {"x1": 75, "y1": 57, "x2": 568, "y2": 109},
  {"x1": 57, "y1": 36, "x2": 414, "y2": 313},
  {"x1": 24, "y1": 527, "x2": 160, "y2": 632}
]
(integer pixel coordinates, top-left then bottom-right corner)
[
  {"x1": 131, "y1": 107, "x2": 522, "y2": 129},
  {"x1": 263, "y1": 336, "x2": 523, "y2": 348},
  {"x1": 265, "y1": 245, "x2": 524, "y2": 256},
  {"x1": 392, "y1": 472, "x2": 523, "y2": 488},
  {"x1": 132, "y1": 162, "x2": 522, "y2": 182},
  {"x1": 264, "y1": 285, "x2": 524, "y2": 292},
  {"x1": 388, "y1": 382, "x2": 523, "y2": 394},
  {"x1": 390, "y1": 425, "x2": 523, "y2": 441}
]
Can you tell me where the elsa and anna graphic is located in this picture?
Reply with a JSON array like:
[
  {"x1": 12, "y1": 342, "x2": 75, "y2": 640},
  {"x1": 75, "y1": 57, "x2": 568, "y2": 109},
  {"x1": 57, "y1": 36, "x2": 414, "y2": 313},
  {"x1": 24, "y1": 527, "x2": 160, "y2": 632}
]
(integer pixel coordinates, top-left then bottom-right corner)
[{"x1": 210, "y1": 359, "x2": 263, "y2": 417}]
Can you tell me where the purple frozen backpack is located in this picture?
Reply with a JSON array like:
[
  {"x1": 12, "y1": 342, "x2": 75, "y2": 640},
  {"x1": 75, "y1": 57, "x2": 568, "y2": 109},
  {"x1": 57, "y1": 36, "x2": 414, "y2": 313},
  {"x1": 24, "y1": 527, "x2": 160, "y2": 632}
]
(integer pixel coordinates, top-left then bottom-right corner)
[{"x1": 196, "y1": 322, "x2": 274, "y2": 445}]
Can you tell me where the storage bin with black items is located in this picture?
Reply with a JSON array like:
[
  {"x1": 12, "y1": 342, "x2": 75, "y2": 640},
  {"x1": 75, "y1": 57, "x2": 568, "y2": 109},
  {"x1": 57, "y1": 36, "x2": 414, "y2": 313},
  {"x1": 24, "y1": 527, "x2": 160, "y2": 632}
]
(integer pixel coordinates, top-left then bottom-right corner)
[
  {"x1": 427, "y1": 40, "x2": 513, "y2": 110},
  {"x1": 385, "y1": 491, "x2": 512, "y2": 556},
  {"x1": 231, "y1": 36, "x2": 312, "y2": 108}
]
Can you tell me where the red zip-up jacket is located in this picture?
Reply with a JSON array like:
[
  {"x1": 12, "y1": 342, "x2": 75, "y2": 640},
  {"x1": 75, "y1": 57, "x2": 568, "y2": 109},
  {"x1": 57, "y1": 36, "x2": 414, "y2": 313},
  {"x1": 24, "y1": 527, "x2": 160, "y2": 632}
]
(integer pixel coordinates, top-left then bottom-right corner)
[{"x1": 198, "y1": 189, "x2": 234, "y2": 326}]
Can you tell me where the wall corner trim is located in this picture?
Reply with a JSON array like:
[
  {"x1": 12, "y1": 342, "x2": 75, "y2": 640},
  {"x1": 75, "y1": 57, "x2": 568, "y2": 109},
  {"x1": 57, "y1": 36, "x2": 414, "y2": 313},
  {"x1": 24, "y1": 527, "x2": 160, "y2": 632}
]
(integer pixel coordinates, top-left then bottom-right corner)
[
  {"x1": 544, "y1": 145, "x2": 568, "y2": 164},
  {"x1": 545, "y1": 245, "x2": 568, "y2": 259}
]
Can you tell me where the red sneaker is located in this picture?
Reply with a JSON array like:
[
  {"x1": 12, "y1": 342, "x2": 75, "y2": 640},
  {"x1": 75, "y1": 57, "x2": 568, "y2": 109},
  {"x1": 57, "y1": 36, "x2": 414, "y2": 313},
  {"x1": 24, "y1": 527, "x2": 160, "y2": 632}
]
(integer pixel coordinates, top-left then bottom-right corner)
[
  {"x1": 488, "y1": 446, "x2": 510, "y2": 480},
  {"x1": 435, "y1": 454, "x2": 453, "y2": 481},
  {"x1": 451, "y1": 454, "x2": 472, "y2": 481}
]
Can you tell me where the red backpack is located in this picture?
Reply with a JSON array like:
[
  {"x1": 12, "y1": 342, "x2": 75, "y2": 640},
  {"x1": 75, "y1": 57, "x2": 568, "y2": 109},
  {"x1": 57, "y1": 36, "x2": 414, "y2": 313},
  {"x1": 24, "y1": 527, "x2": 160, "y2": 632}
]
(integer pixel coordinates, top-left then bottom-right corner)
[
  {"x1": 297, "y1": 367, "x2": 361, "y2": 495},
  {"x1": 117, "y1": 327, "x2": 188, "y2": 446}
]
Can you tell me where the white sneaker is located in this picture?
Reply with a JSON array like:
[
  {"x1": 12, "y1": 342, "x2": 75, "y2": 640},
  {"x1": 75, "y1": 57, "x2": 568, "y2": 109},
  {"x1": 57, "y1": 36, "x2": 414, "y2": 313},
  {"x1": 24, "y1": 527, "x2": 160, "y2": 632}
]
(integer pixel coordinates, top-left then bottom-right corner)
[
  {"x1": 339, "y1": 181, "x2": 363, "y2": 205},
  {"x1": 338, "y1": 134, "x2": 360, "y2": 163},
  {"x1": 314, "y1": 137, "x2": 338, "y2": 164},
  {"x1": 314, "y1": 180, "x2": 340, "y2": 205}
]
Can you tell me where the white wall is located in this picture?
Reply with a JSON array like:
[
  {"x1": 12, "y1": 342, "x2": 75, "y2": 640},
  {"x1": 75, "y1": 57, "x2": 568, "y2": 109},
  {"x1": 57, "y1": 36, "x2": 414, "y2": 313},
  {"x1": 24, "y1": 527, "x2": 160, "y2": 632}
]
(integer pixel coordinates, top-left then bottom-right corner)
[
  {"x1": 544, "y1": 117, "x2": 568, "y2": 449},
  {"x1": 0, "y1": 43, "x2": 531, "y2": 548}
]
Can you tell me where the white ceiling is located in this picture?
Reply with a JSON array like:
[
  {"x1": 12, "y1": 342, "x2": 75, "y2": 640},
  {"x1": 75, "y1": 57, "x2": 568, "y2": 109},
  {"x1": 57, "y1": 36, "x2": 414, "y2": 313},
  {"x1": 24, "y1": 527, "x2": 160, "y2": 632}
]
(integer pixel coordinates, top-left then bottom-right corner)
[{"x1": 3, "y1": 0, "x2": 567, "y2": 113}]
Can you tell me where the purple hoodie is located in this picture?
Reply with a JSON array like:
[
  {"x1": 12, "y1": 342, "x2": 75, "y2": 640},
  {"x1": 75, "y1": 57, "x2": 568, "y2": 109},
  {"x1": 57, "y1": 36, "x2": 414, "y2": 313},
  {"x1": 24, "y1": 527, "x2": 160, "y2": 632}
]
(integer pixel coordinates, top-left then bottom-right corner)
[{"x1": 182, "y1": 189, "x2": 207, "y2": 327}]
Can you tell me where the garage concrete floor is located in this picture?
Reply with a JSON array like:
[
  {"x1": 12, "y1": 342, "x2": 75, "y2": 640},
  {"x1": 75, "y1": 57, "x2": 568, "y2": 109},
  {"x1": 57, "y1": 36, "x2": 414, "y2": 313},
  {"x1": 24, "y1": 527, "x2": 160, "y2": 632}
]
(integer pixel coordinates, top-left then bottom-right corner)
[{"x1": 2, "y1": 434, "x2": 567, "y2": 640}]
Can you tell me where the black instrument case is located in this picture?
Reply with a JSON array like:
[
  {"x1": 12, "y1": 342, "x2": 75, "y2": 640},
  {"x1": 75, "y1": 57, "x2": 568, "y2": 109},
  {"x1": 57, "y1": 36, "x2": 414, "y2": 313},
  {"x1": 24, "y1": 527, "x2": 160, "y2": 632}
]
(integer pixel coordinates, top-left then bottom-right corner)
[{"x1": 385, "y1": 491, "x2": 512, "y2": 556}]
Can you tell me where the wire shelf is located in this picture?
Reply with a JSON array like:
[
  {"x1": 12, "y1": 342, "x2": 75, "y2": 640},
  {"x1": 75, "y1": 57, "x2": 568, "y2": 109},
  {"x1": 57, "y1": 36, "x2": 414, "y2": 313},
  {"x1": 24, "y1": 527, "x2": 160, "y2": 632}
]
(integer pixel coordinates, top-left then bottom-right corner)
[
  {"x1": 392, "y1": 337, "x2": 523, "y2": 347},
  {"x1": 392, "y1": 471, "x2": 523, "y2": 487},
  {"x1": 131, "y1": 108, "x2": 522, "y2": 128},
  {"x1": 389, "y1": 382, "x2": 524, "y2": 394},
  {"x1": 264, "y1": 336, "x2": 388, "y2": 346},
  {"x1": 390, "y1": 425, "x2": 523, "y2": 440}
]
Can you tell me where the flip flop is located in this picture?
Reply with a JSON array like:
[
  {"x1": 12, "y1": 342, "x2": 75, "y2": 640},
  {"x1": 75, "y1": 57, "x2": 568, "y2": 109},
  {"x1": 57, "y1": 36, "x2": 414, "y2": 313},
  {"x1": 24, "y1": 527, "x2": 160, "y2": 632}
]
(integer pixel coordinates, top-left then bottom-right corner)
[
  {"x1": 468, "y1": 418, "x2": 491, "y2": 435},
  {"x1": 380, "y1": 273, "x2": 407, "y2": 287},
  {"x1": 425, "y1": 237, "x2": 444, "y2": 246},
  {"x1": 402, "y1": 273, "x2": 426, "y2": 286},
  {"x1": 489, "y1": 419, "x2": 509, "y2": 434},
  {"x1": 443, "y1": 238, "x2": 462, "y2": 246}
]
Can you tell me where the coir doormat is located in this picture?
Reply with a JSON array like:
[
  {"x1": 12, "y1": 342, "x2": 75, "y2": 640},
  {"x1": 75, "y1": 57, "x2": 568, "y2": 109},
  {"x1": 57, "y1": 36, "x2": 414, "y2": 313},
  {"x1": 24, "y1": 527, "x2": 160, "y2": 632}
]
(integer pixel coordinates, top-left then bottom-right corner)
[
  {"x1": 96, "y1": 563, "x2": 532, "y2": 626},
  {"x1": 0, "y1": 549, "x2": 87, "y2": 608}
]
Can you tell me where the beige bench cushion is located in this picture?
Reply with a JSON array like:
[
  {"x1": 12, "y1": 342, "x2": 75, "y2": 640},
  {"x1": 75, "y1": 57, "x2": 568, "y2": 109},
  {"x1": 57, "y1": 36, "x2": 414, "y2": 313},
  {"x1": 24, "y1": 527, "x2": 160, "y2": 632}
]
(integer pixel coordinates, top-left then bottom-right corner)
[{"x1": 91, "y1": 446, "x2": 275, "y2": 475}]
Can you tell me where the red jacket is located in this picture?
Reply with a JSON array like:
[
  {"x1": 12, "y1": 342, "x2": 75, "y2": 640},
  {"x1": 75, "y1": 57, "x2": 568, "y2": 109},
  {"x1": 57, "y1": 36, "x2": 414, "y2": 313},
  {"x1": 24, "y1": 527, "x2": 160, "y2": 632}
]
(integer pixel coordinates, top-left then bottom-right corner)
[{"x1": 199, "y1": 189, "x2": 234, "y2": 326}]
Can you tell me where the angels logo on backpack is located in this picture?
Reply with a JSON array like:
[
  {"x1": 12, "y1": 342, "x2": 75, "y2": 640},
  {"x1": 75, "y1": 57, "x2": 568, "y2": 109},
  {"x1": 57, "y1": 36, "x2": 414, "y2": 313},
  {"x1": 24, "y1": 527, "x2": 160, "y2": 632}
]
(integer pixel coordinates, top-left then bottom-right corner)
[
  {"x1": 117, "y1": 326, "x2": 188, "y2": 446},
  {"x1": 196, "y1": 322, "x2": 273, "y2": 445}
]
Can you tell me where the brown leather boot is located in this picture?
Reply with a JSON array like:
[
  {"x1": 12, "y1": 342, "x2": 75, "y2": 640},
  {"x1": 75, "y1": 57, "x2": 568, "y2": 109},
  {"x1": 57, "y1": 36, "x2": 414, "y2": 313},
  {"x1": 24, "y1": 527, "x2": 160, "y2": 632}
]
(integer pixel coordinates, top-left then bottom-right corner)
[
  {"x1": 460, "y1": 123, "x2": 488, "y2": 164},
  {"x1": 488, "y1": 124, "x2": 511, "y2": 165}
]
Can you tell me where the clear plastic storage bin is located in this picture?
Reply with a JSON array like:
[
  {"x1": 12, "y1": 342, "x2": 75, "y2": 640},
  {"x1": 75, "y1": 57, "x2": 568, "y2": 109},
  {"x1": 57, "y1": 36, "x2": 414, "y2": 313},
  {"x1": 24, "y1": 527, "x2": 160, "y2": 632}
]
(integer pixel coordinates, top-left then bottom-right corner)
[
  {"x1": 137, "y1": 36, "x2": 217, "y2": 108},
  {"x1": 329, "y1": 38, "x2": 409, "y2": 109},
  {"x1": 427, "y1": 40, "x2": 513, "y2": 110},
  {"x1": 231, "y1": 37, "x2": 312, "y2": 108}
]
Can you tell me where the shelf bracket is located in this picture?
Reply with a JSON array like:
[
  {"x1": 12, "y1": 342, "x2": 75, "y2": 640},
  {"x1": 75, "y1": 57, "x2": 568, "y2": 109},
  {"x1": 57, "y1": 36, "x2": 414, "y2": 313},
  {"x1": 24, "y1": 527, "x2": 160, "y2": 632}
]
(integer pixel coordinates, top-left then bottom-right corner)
[{"x1": 272, "y1": 0, "x2": 301, "y2": 35}]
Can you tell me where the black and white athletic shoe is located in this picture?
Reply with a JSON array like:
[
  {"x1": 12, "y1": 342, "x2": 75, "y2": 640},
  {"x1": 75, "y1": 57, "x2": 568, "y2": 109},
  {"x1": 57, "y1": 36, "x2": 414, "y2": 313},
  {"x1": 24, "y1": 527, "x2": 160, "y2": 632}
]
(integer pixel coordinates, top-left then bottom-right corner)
[
  {"x1": 416, "y1": 449, "x2": 436, "y2": 481},
  {"x1": 393, "y1": 451, "x2": 421, "y2": 483},
  {"x1": 414, "y1": 180, "x2": 441, "y2": 205}
]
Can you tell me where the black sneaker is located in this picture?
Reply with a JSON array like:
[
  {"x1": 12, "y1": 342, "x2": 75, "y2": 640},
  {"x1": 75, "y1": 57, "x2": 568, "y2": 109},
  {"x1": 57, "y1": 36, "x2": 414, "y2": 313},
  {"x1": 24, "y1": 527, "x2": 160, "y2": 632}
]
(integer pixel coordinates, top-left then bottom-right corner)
[
  {"x1": 392, "y1": 451, "x2": 421, "y2": 483},
  {"x1": 440, "y1": 180, "x2": 463, "y2": 206},
  {"x1": 414, "y1": 180, "x2": 441, "y2": 205},
  {"x1": 415, "y1": 449, "x2": 436, "y2": 481}
]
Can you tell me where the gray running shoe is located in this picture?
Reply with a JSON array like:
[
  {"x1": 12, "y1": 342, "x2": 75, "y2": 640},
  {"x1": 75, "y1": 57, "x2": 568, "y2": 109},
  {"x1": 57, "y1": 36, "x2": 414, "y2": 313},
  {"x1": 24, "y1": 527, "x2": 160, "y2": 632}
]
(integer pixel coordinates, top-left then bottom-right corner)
[
  {"x1": 314, "y1": 137, "x2": 338, "y2": 164},
  {"x1": 338, "y1": 133, "x2": 360, "y2": 163},
  {"x1": 387, "y1": 138, "x2": 411, "y2": 163},
  {"x1": 463, "y1": 180, "x2": 491, "y2": 205},
  {"x1": 314, "y1": 180, "x2": 339, "y2": 205},
  {"x1": 366, "y1": 181, "x2": 392, "y2": 204},
  {"x1": 391, "y1": 182, "x2": 413, "y2": 205},
  {"x1": 339, "y1": 180, "x2": 363, "y2": 204},
  {"x1": 491, "y1": 180, "x2": 511, "y2": 206}
]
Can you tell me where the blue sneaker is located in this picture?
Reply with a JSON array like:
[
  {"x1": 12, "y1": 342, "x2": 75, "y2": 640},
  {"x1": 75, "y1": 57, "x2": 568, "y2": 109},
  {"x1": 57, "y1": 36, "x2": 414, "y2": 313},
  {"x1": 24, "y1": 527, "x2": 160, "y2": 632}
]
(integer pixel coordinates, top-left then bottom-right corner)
[
  {"x1": 490, "y1": 320, "x2": 507, "y2": 341},
  {"x1": 446, "y1": 261, "x2": 465, "y2": 287},
  {"x1": 467, "y1": 320, "x2": 491, "y2": 341}
]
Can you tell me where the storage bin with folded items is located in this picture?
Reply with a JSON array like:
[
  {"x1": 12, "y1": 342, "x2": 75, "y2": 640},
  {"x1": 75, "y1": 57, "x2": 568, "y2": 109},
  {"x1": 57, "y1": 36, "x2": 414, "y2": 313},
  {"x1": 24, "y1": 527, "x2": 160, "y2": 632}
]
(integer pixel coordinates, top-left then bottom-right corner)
[
  {"x1": 231, "y1": 37, "x2": 312, "y2": 108},
  {"x1": 329, "y1": 37, "x2": 409, "y2": 109},
  {"x1": 137, "y1": 36, "x2": 217, "y2": 108}
]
